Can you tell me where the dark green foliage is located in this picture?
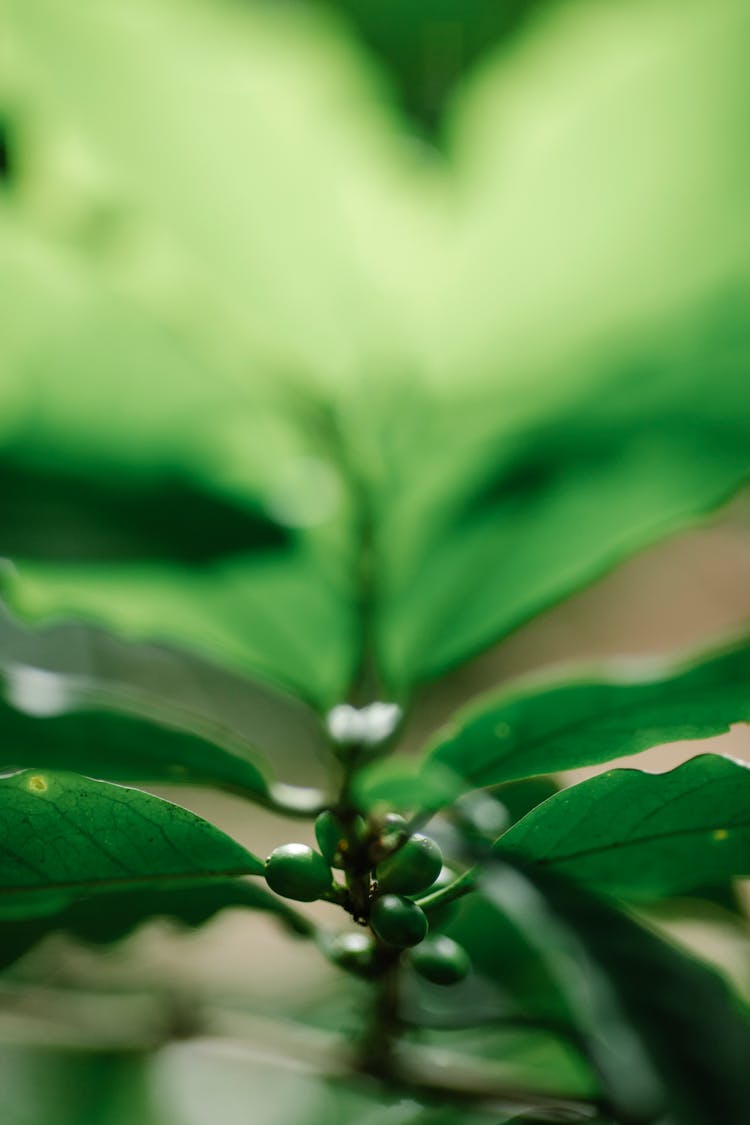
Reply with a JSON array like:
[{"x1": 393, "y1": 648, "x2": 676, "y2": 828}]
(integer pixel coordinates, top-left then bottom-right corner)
[
  {"x1": 429, "y1": 641, "x2": 750, "y2": 787},
  {"x1": 0, "y1": 880, "x2": 312, "y2": 971},
  {"x1": 318, "y1": 0, "x2": 553, "y2": 135},
  {"x1": 0, "y1": 458, "x2": 287, "y2": 565},
  {"x1": 481, "y1": 859, "x2": 750, "y2": 1125}
]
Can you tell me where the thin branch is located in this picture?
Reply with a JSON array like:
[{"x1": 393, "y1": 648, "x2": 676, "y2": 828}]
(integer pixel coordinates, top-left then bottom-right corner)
[{"x1": 414, "y1": 866, "x2": 478, "y2": 913}]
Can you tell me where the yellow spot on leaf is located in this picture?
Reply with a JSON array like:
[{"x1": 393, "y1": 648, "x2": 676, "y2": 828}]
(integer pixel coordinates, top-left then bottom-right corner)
[
  {"x1": 712, "y1": 829, "x2": 729, "y2": 841},
  {"x1": 27, "y1": 775, "x2": 48, "y2": 793}
]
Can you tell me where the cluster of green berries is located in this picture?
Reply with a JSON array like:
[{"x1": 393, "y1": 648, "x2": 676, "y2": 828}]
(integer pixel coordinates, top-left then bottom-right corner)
[{"x1": 263, "y1": 810, "x2": 471, "y2": 986}]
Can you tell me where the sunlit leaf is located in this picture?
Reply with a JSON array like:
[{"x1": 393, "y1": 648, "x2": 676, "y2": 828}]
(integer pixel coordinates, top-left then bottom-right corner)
[
  {"x1": 3, "y1": 0, "x2": 424, "y2": 390},
  {"x1": 377, "y1": 0, "x2": 750, "y2": 689},
  {"x1": 0, "y1": 217, "x2": 356, "y2": 709}
]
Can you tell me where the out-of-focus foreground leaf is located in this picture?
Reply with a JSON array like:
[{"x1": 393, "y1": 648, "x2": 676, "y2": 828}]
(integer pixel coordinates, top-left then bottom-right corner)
[
  {"x1": 478, "y1": 860, "x2": 750, "y2": 1124},
  {"x1": 1, "y1": 1040, "x2": 516, "y2": 1125},
  {"x1": 2, "y1": 0, "x2": 749, "y2": 707},
  {"x1": 498, "y1": 754, "x2": 750, "y2": 900},
  {"x1": 318, "y1": 0, "x2": 554, "y2": 135},
  {"x1": 376, "y1": 0, "x2": 750, "y2": 690},
  {"x1": 0, "y1": 214, "x2": 357, "y2": 709}
]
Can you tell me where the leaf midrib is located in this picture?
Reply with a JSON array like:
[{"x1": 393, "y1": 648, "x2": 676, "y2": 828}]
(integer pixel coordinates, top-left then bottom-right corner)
[
  {"x1": 0, "y1": 865, "x2": 259, "y2": 898},
  {"x1": 506, "y1": 819, "x2": 750, "y2": 868}
]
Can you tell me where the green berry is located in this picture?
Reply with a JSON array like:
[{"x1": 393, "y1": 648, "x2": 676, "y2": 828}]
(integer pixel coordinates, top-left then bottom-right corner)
[
  {"x1": 376, "y1": 833, "x2": 443, "y2": 896},
  {"x1": 265, "y1": 843, "x2": 332, "y2": 902},
  {"x1": 409, "y1": 935, "x2": 471, "y2": 985},
  {"x1": 370, "y1": 894, "x2": 428, "y2": 948},
  {"x1": 314, "y1": 811, "x2": 352, "y2": 868},
  {"x1": 328, "y1": 931, "x2": 375, "y2": 975}
]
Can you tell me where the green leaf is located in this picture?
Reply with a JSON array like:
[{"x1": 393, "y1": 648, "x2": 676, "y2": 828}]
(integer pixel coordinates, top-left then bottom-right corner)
[
  {"x1": 0, "y1": 455, "x2": 287, "y2": 566},
  {"x1": 0, "y1": 662, "x2": 325, "y2": 813},
  {"x1": 480, "y1": 859, "x2": 750, "y2": 1124},
  {"x1": 3, "y1": 546, "x2": 355, "y2": 712},
  {"x1": 0, "y1": 880, "x2": 312, "y2": 971},
  {"x1": 0, "y1": 665, "x2": 271, "y2": 798},
  {"x1": 0, "y1": 217, "x2": 356, "y2": 710},
  {"x1": 429, "y1": 639, "x2": 750, "y2": 785},
  {"x1": 377, "y1": 0, "x2": 750, "y2": 689},
  {"x1": 4, "y1": 0, "x2": 418, "y2": 390},
  {"x1": 362, "y1": 639, "x2": 750, "y2": 810},
  {"x1": 6, "y1": 0, "x2": 750, "y2": 711},
  {"x1": 0, "y1": 770, "x2": 263, "y2": 921},
  {"x1": 495, "y1": 778, "x2": 559, "y2": 827},
  {"x1": 497, "y1": 754, "x2": 750, "y2": 901},
  {"x1": 315, "y1": 0, "x2": 549, "y2": 136}
]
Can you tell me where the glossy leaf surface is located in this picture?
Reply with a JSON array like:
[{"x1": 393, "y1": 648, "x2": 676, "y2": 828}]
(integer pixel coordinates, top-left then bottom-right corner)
[
  {"x1": 429, "y1": 640, "x2": 750, "y2": 785},
  {"x1": 498, "y1": 754, "x2": 750, "y2": 900},
  {"x1": 0, "y1": 770, "x2": 263, "y2": 921},
  {"x1": 0, "y1": 664, "x2": 274, "y2": 802},
  {"x1": 0, "y1": 661, "x2": 325, "y2": 813}
]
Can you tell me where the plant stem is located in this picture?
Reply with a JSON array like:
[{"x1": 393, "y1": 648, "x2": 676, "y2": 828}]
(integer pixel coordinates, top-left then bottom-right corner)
[
  {"x1": 415, "y1": 866, "x2": 478, "y2": 913},
  {"x1": 357, "y1": 943, "x2": 403, "y2": 1080}
]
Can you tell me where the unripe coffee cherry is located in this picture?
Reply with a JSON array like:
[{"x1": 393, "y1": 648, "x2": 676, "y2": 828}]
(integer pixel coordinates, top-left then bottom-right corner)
[
  {"x1": 265, "y1": 843, "x2": 332, "y2": 902},
  {"x1": 314, "y1": 810, "x2": 357, "y2": 869},
  {"x1": 370, "y1": 894, "x2": 428, "y2": 948},
  {"x1": 376, "y1": 833, "x2": 443, "y2": 896},
  {"x1": 409, "y1": 935, "x2": 471, "y2": 985},
  {"x1": 328, "y1": 931, "x2": 375, "y2": 975}
]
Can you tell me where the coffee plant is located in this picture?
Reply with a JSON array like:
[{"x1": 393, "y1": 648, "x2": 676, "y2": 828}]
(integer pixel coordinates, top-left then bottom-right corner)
[{"x1": 1, "y1": 0, "x2": 749, "y2": 1121}]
